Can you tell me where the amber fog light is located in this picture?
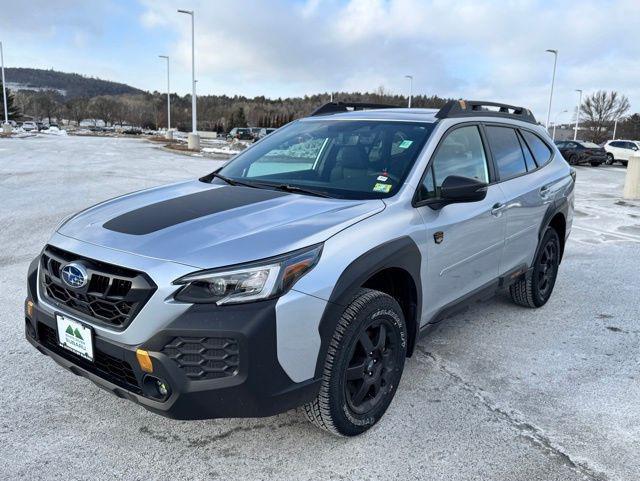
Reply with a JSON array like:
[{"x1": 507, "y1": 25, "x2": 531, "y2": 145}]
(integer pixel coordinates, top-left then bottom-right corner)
[{"x1": 25, "y1": 300, "x2": 34, "y2": 318}]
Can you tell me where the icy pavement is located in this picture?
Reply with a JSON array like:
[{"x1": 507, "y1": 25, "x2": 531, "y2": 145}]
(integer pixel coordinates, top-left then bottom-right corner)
[{"x1": 0, "y1": 136, "x2": 638, "y2": 481}]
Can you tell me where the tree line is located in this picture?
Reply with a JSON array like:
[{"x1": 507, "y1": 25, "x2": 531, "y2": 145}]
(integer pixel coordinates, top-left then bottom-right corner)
[
  {"x1": 5, "y1": 84, "x2": 452, "y2": 132},
  {"x1": 2, "y1": 80, "x2": 638, "y2": 142}
]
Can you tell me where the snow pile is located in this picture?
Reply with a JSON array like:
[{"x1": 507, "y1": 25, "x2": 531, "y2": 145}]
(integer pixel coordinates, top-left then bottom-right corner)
[
  {"x1": 39, "y1": 127, "x2": 68, "y2": 137},
  {"x1": 5, "y1": 127, "x2": 35, "y2": 138}
]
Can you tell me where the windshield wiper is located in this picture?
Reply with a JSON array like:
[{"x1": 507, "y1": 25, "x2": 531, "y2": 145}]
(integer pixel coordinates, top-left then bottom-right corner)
[
  {"x1": 209, "y1": 172, "x2": 261, "y2": 189},
  {"x1": 210, "y1": 173, "x2": 331, "y2": 198},
  {"x1": 267, "y1": 184, "x2": 332, "y2": 198}
]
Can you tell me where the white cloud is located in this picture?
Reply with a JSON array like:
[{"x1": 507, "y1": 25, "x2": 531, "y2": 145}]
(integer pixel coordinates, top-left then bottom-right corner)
[
  {"x1": 136, "y1": 0, "x2": 640, "y2": 120},
  {"x1": 2, "y1": 0, "x2": 639, "y2": 123}
]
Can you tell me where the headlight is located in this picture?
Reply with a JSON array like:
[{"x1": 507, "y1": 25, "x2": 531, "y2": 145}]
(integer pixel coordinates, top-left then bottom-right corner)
[{"x1": 173, "y1": 244, "x2": 323, "y2": 305}]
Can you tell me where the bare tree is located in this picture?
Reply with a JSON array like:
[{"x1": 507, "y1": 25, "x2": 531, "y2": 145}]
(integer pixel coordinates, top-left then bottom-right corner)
[
  {"x1": 65, "y1": 97, "x2": 89, "y2": 126},
  {"x1": 580, "y1": 90, "x2": 630, "y2": 143},
  {"x1": 90, "y1": 96, "x2": 118, "y2": 126}
]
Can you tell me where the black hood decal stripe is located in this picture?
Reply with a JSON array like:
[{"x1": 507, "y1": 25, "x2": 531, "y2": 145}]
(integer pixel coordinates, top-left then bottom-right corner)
[{"x1": 103, "y1": 186, "x2": 287, "y2": 235}]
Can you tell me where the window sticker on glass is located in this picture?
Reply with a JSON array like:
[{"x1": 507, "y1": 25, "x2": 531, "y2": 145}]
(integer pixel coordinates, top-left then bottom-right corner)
[
  {"x1": 398, "y1": 140, "x2": 413, "y2": 149},
  {"x1": 373, "y1": 183, "x2": 392, "y2": 193},
  {"x1": 377, "y1": 175, "x2": 388, "y2": 182}
]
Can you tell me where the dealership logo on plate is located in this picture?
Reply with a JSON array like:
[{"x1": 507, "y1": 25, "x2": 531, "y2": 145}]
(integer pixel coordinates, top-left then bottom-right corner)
[{"x1": 60, "y1": 262, "x2": 88, "y2": 289}]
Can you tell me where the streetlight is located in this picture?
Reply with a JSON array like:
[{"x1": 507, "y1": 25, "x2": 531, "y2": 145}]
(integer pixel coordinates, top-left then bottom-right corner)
[
  {"x1": 612, "y1": 117, "x2": 620, "y2": 140},
  {"x1": 552, "y1": 109, "x2": 568, "y2": 141},
  {"x1": 1, "y1": 41, "x2": 11, "y2": 133},
  {"x1": 545, "y1": 49, "x2": 558, "y2": 129},
  {"x1": 573, "y1": 89, "x2": 583, "y2": 141},
  {"x1": 404, "y1": 75, "x2": 413, "y2": 108},
  {"x1": 158, "y1": 55, "x2": 172, "y2": 139},
  {"x1": 178, "y1": 9, "x2": 199, "y2": 149}
]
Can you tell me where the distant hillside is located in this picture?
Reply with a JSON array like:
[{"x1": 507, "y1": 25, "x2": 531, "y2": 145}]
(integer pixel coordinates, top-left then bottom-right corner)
[{"x1": 4, "y1": 68, "x2": 144, "y2": 99}]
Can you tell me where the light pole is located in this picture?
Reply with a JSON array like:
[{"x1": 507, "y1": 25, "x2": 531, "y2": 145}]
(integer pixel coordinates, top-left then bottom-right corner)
[
  {"x1": 1, "y1": 41, "x2": 11, "y2": 133},
  {"x1": 552, "y1": 109, "x2": 568, "y2": 140},
  {"x1": 404, "y1": 75, "x2": 413, "y2": 108},
  {"x1": 612, "y1": 117, "x2": 619, "y2": 140},
  {"x1": 178, "y1": 9, "x2": 199, "y2": 149},
  {"x1": 545, "y1": 49, "x2": 558, "y2": 129},
  {"x1": 573, "y1": 89, "x2": 583, "y2": 141},
  {"x1": 158, "y1": 55, "x2": 172, "y2": 139}
]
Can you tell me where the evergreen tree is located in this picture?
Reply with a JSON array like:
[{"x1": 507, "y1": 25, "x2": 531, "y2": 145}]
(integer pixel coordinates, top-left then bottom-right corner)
[{"x1": 0, "y1": 80, "x2": 21, "y2": 120}]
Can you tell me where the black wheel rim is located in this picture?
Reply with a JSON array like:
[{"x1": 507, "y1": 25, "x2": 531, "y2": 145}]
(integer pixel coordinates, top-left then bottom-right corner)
[
  {"x1": 537, "y1": 240, "x2": 558, "y2": 299},
  {"x1": 344, "y1": 318, "x2": 399, "y2": 415}
]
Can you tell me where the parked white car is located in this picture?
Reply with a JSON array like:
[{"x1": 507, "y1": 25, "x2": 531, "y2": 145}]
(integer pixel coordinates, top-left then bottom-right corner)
[
  {"x1": 22, "y1": 121, "x2": 38, "y2": 132},
  {"x1": 603, "y1": 140, "x2": 640, "y2": 166}
]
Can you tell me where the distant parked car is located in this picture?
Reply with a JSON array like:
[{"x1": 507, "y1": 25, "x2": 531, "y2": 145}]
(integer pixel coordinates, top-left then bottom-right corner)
[
  {"x1": 227, "y1": 127, "x2": 253, "y2": 140},
  {"x1": 36, "y1": 122, "x2": 46, "y2": 131},
  {"x1": 257, "y1": 127, "x2": 277, "y2": 140},
  {"x1": 555, "y1": 140, "x2": 606, "y2": 166},
  {"x1": 22, "y1": 121, "x2": 38, "y2": 132},
  {"x1": 603, "y1": 140, "x2": 639, "y2": 166}
]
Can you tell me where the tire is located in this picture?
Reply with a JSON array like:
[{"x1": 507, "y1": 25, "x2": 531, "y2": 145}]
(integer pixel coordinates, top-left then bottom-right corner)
[
  {"x1": 568, "y1": 155, "x2": 577, "y2": 166},
  {"x1": 303, "y1": 288, "x2": 407, "y2": 436},
  {"x1": 605, "y1": 153, "x2": 614, "y2": 165},
  {"x1": 509, "y1": 227, "x2": 561, "y2": 308},
  {"x1": 590, "y1": 161, "x2": 600, "y2": 167}
]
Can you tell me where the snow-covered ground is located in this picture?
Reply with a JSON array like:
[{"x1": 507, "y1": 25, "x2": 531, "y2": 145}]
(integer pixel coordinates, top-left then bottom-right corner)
[{"x1": 0, "y1": 135, "x2": 638, "y2": 481}]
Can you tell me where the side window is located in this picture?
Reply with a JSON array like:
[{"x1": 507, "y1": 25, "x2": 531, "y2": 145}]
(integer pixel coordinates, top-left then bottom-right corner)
[
  {"x1": 521, "y1": 130, "x2": 552, "y2": 167},
  {"x1": 610, "y1": 141, "x2": 622, "y2": 148},
  {"x1": 485, "y1": 126, "x2": 527, "y2": 180},
  {"x1": 419, "y1": 125, "x2": 489, "y2": 200}
]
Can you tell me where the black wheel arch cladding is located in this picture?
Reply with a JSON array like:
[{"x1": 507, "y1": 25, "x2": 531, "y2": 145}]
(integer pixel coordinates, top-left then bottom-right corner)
[
  {"x1": 314, "y1": 236, "x2": 422, "y2": 379},
  {"x1": 539, "y1": 195, "x2": 569, "y2": 262}
]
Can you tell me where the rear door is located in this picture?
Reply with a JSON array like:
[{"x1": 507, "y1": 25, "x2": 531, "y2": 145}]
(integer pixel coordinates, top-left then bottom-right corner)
[
  {"x1": 484, "y1": 125, "x2": 553, "y2": 274},
  {"x1": 415, "y1": 124, "x2": 506, "y2": 322}
]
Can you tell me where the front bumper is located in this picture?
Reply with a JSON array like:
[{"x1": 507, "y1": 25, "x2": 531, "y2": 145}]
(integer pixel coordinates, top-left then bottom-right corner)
[{"x1": 25, "y1": 258, "x2": 320, "y2": 420}]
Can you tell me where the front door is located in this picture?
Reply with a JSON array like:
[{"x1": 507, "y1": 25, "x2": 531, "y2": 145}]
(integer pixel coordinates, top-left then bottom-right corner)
[{"x1": 415, "y1": 124, "x2": 506, "y2": 324}]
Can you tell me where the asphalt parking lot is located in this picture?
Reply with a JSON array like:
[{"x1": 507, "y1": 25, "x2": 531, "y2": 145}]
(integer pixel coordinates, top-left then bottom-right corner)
[{"x1": 1, "y1": 135, "x2": 638, "y2": 481}]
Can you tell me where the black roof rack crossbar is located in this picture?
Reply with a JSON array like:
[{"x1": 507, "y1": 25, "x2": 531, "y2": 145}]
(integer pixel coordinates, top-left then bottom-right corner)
[
  {"x1": 435, "y1": 100, "x2": 537, "y2": 124},
  {"x1": 310, "y1": 102, "x2": 400, "y2": 117}
]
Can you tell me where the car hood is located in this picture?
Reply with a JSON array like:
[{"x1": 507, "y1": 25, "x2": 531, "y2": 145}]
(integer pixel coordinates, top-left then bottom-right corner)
[{"x1": 58, "y1": 180, "x2": 385, "y2": 269}]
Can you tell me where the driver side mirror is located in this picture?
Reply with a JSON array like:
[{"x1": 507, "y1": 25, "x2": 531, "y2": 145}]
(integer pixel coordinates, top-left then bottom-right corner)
[{"x1": 440, "y1": 175, "x2": 488, "y2": 203}]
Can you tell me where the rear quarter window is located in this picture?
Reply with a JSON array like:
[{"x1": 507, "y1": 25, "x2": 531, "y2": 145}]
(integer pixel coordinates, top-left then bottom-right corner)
[
  {"x1": 520, "y1": 130, "x2": 553, "y2": 167},
  {"x1": 485, "y1": 126, "x2": 528, "y2": 180}
]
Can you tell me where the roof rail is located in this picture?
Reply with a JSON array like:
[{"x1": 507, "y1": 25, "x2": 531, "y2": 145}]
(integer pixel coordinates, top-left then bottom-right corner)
[
  {"x1": 310, "y1": 101, "x2": 400, "y2": 117},
  {"x1": 435, "y1": 100, "x2": 537, "y2": 124}
]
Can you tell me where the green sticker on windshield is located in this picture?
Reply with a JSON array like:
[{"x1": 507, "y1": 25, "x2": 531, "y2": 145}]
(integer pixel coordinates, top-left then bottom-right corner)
[
  {"x1": 398, "y1": 140, "x2": 413, "y2": 149},
  {"x1": 373, "y1": 183, "x2": 392, "y2": 193}
]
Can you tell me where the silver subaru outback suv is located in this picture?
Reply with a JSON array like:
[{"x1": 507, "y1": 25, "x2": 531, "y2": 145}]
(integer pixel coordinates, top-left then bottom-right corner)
[{"x1": 25, "y1": 100, "x2": 574, "y2": 436}]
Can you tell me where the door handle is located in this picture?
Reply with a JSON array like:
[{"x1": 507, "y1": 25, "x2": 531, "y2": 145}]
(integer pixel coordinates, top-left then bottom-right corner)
[
  {"x1": 540, "y1": 185, "x2": 552, "y2": 199},
  {"x1": 491, "y1": 202, "x2": 506, "y2": 217}
]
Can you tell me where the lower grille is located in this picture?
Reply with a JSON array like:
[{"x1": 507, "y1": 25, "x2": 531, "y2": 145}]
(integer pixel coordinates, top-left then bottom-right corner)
[
  {"x1": 161, "y1": 337, "x2": 239, "y2": 380},
  {"x1": 38, "y1": 322, "x2": 141, "y2": 393}
]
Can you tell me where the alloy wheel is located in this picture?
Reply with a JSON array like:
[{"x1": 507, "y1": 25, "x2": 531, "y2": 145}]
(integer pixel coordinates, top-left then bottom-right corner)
[
  {"x1": 537, "y1": 240, "x2": 558, "y2": 300},
  {"x1": 344, "y1": 318, "x2": 400, "y2": 415}
]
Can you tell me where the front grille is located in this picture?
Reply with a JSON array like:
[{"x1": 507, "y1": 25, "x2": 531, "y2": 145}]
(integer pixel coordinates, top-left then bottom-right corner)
[
  {"x1": 161, "y1": 337, "x2": 240, "y2": 380},
  {"x1": 40, "y1": 245, "x2": 156, "y2": 329},
  {"x1": 38, "y1": 322, "x2": 141, "y2": 393}
]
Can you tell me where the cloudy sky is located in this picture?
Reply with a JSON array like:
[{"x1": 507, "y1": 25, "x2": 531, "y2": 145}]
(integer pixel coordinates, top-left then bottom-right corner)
[{"x1": 2, "y1": 0, "x2": 639, "y2": 123}]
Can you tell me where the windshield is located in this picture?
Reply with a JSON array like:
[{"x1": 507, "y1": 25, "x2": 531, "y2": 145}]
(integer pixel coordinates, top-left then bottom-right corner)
[
  {"x1": 214, "y1": 119, "x2": 435, "y2": 199},
  {"x1": 581, "y1": 142, "x2": 600, "y2": 148}
]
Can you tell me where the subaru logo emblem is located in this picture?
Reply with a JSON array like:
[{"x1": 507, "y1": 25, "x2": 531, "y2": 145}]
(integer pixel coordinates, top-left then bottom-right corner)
[{"x1": 61, "y1": 263, "x2": 88, "y2": 289}]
